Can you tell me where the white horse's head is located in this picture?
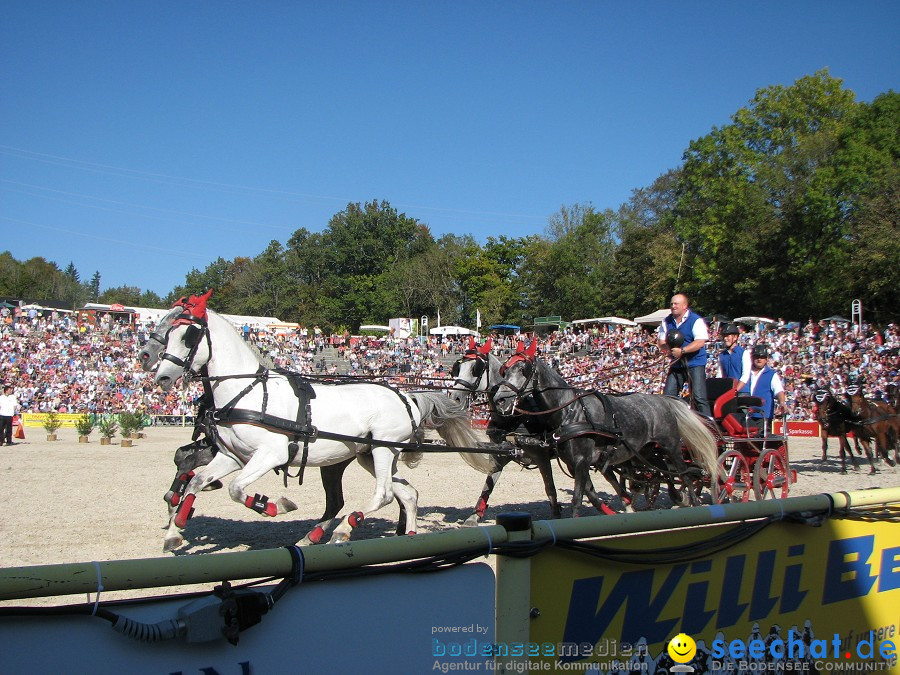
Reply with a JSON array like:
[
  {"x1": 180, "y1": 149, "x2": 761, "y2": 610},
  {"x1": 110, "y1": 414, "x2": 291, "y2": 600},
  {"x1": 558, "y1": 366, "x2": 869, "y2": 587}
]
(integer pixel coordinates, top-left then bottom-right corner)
[
  {"x1": 154, "y1": 291, "x2": 213, "y2": 392},
  {"x1": 448, "y1": 338, "x2": 493, "y2": 407},
  {"x1": 137, "y1": 305, "x2": 184, "y2": 372}
]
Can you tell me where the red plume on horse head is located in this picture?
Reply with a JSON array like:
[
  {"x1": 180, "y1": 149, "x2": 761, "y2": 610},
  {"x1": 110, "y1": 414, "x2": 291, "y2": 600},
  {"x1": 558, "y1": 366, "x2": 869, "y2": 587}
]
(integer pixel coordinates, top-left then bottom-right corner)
[
  {"x1": 172, "y1": 289, "x2": 213, "y2": 322},
  {"x1": 514, "y1": 340, "x2": 537, "y2": 358},
  {"x1": 478, "y1": 338, "x2": 492, "y2": 355}
]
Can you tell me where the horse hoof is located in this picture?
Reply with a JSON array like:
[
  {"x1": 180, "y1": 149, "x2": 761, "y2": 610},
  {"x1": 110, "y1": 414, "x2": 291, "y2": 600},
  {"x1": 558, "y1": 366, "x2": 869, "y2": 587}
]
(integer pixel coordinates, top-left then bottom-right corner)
[
  {"x1": 163, "y1": 536, "x2": 184, "y2": 552},
  {"x1": 463, "y1": 514, "x2": 480, "y2": 527},
  {"x1": 329, "y1": 532, "x2": 351, "y2": 545},
  {"x1": 277, "y1": 497, "x2": 298, "y2": 513}
]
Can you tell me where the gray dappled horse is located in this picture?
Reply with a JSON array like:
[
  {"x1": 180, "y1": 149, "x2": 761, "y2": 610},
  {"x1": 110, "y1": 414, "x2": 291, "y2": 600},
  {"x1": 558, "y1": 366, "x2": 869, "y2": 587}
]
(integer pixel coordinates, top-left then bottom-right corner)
[
  {"x1": 492, "y1": 341, "x2": 720, "y2": 515},
  {"x1": 448, "y1": 338, "x2": 561, "y2": 522}
]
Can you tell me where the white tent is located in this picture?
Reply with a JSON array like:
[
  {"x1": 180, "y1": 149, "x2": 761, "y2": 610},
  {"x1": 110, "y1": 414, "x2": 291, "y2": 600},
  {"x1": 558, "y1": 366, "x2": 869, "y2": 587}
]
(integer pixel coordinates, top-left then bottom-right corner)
[
  {"x1": 429, "y1": 325, "x2": 477, "y2": 336},
  {"x1": 633, "y1": 309, "x2": 670, "y2": 325},
  {"x1": 572, "y1": 316, "x2": 638, "y2": 327},
  {"x1": 733, "y1": 316, "x2": 776, "y2": 325},
  {"x1": 359, "y1": 324, "x2": 391, "y2": 334}
]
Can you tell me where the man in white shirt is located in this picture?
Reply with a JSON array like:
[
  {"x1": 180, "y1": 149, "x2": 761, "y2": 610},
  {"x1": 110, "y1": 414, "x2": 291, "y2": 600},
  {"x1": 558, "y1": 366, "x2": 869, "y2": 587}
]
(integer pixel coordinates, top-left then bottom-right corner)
[
  {"x1": 0, "y1": 385, "x2": 19, "y2": 446},
  {"x1": 657, "y1": 293, "x2": 712, "y2": 416},
  {"x1": 746, "y1": 344, "x2": 787, "y2": 420}
]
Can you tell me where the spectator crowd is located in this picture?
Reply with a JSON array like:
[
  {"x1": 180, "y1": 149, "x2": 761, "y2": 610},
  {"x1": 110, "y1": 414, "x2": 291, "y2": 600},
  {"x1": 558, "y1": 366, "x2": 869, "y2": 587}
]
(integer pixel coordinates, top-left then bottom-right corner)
[{"x1": 1, "y1": 307, "x2": 898, "y2": 424}]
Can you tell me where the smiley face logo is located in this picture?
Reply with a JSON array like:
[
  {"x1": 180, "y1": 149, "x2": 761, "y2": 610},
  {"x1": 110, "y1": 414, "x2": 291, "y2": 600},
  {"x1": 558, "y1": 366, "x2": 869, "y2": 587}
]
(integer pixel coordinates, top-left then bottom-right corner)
[{"x1": 667, "y1": 633, "x2": 696, "y2": 663}]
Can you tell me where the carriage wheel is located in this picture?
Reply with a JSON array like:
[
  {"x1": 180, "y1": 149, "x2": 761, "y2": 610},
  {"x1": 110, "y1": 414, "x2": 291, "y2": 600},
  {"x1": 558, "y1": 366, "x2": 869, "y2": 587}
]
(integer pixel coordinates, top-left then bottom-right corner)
[
  {"x1": 669, "y1": 472, "x2": 705, "y2": 507},
  {"x1": 753, "y1": 448, "x2": 790, "y2": 500},
  {"x1": 714, "y1": 450, "x2": 752, "y2": 504}
]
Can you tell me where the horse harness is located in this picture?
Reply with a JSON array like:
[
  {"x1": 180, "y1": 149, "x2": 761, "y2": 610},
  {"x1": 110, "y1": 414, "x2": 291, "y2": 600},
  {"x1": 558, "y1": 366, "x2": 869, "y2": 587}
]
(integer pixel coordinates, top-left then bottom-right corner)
[
  {"x1": 498, "y1": 355, "x2": 629, "y2": 459},
  {"x1": 159, "y1": 309, "x2": 424, "y2": 488},
  {"x1": 814, "y1": 390, "x2": 859, "y2": 433},
  {"x1": 846, "y1": 386, "x2": 900, "y2": 426}
]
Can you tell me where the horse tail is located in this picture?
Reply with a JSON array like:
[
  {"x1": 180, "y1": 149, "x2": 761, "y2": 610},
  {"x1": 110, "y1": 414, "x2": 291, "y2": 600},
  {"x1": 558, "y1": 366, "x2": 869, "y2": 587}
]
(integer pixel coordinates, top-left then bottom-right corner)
[
  {"x1": 409, "y1": 392, "x2": 496, "y2": 475},
  {"x1": 667, "y1": 400, "x2": 721, "y2": 482}
]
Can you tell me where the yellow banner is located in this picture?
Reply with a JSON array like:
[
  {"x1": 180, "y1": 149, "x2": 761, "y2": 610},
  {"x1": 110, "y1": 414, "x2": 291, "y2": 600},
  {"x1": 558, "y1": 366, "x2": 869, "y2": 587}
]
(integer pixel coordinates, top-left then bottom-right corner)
[
  {"x1": 21, "y1": 413, "x2": 87, "y2": 429},
  {"x1": 528, "y1": 512, "x2": 900, "y2": 671}
]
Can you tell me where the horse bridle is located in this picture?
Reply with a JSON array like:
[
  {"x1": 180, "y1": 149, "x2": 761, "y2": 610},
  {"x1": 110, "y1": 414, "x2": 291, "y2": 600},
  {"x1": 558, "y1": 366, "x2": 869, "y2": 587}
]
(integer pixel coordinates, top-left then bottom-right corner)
[
  {"x1": 451, "y1": 353, "x2": 488, "y2": 393},
  {"x1": 494, "y1": 354, "x2": 538, "y2": 414},
  {"x1": 159, "y1": 312, "x2": 211, "y2": 380}
]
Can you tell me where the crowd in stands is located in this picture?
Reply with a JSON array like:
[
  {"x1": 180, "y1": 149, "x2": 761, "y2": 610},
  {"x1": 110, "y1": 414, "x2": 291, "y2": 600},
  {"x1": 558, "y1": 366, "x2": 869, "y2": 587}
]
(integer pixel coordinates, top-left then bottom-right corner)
[{"x1": 1, "y1": 305, "x2": 897, "y2": 424}]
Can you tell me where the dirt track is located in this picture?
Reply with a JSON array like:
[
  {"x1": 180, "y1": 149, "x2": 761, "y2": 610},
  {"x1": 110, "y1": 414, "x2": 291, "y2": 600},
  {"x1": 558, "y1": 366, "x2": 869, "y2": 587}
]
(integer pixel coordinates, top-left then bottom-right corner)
[{"x1": 1, "y1": 425, "x2": 897, "y2": 604}]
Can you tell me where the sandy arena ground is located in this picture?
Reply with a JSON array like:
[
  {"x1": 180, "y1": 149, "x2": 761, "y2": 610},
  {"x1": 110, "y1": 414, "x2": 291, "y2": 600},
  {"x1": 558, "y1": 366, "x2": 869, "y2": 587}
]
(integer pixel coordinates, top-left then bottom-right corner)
[{"x1": 1, "y1": 425, "x2": 897, "y2": 604}]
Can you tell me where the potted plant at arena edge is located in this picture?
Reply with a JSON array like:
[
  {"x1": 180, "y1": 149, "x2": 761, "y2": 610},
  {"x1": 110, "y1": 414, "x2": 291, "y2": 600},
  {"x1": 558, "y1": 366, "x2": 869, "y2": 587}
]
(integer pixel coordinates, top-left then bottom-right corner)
[
  {"x1": 118, "y1": 411, "x2": 139, "y2": 447},
  {"x1": 43, "y1": 411, "x2": 63, "y2": 442},
  {"x1": 74, "y1": 413, "x2": 96, "y2": 443},
  {"x1": 132, "y1": 411, "x2": 148, "y2": 439},
  {"x1": 97, "y1": 415, "x2": 118, "y2": 446}
]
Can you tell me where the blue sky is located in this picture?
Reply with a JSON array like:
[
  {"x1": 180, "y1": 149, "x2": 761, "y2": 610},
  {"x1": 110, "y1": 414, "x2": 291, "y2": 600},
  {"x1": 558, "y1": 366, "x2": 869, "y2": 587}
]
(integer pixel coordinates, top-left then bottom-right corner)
[{"x1": 2, "y1": 2, "x2": 897, "y2": 297}]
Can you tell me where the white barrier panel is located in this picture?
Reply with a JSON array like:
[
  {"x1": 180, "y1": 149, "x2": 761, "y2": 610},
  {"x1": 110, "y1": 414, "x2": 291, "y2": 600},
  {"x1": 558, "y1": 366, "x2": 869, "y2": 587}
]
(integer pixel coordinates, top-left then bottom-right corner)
[
  {"x1": 0, "y1": 563, "x2": 494, "y2": 674},
  {"x1": 2, "y1": 490, "x2": 899, "y2": 674}
]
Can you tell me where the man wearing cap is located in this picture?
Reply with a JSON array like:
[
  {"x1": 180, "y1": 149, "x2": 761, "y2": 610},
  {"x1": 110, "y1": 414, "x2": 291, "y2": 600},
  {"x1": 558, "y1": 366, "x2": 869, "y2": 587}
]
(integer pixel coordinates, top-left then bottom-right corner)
[
  {"x1": 746, "y1": 344, "x2": 786, "y2": 421},
  {"x1": 657, "y1": 293, "x2": 711, "y2": 416},
  {"x1": 718, "y1": 324, "x2": 750, "y2": 390}
]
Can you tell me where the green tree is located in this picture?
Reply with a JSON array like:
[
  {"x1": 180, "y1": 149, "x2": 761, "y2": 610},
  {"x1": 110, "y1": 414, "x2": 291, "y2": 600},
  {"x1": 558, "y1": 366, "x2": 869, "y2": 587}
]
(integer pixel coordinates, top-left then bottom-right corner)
[
  {"x1": 838, "y1": 92, "x2": 900, "y2": 323},
  {"x1": 533, "y1": 204, "x2": 617, "y2": 320},
  {"x1": 232, "y1": 240, "x2": 294, "y2": 317},
  {"x1": 673, "y1": 70, "x2": 859, "y2": 318},
  {"x1": 88, "y1": 271, "x2": 101, "y2": 303},
  {"x1": 99, "y1": 286, "x2": 143, "y2": 306},
  {"x1": 608, "y1": 170, "x2": 683, "y2": 315}
]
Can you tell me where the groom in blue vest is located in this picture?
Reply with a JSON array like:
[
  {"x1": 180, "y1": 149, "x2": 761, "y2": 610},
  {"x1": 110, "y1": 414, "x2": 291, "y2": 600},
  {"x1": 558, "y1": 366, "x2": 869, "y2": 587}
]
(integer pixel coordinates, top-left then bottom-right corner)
[{"x1": 657, "y1": 293, "x2": 712, "y2": 416}]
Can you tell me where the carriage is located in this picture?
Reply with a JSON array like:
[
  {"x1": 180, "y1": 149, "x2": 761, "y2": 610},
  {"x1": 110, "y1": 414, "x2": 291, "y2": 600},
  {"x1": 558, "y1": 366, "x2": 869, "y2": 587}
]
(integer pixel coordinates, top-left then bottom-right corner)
[{"x1": 702, "y1": 377, "x2": 795, "y2": 503}]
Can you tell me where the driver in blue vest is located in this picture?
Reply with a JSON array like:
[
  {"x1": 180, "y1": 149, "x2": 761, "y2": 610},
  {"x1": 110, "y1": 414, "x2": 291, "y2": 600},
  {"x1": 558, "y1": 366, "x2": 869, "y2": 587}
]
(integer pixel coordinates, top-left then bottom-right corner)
[
  {"x1": 746, "y1": 344, "x2": 787, "y2": 421},
  {"x1": 718, "y1": 323, "x2": 750, "y2": 390},
  {"x1": 657, "y1": 293, "x2": 711, "y2": 416}
]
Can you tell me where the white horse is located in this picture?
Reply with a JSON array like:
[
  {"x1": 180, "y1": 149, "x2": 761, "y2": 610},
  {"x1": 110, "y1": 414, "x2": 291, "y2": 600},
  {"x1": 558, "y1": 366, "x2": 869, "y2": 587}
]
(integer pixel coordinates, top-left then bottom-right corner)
[
  {"x1": 152, "y1": 292, "x2": 481, "y2": 548},
  {"x1": 140, "y1": 304, "x2": 360, "y2": 551}
]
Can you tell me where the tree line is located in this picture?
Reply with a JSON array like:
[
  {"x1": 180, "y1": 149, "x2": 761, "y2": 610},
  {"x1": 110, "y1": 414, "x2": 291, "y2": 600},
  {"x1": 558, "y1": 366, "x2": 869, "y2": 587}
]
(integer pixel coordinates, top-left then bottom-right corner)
[{"x1": 2, "y1": 71, "x2": 897, "y2": 330}]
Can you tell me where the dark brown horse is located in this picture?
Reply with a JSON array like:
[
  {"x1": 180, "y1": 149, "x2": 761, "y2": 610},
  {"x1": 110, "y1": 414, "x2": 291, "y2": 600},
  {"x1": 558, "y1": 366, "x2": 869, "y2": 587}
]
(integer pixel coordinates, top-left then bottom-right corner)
[
  {"x1": 846, "y1": 382, "x2": 899, "y2": 469},
  {"x1": 812, "y1": 388, "x2": 867, "y2": 474}
]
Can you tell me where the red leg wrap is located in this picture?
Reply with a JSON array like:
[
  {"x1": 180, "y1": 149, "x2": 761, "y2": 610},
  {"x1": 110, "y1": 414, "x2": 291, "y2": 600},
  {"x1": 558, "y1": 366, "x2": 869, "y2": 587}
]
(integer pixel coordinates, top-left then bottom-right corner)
[
  {"x1": 174, "y1": 494, "x2": 196, "y2": 528},
  {"x1": 245, "y1": 493, "x2": 278, "y2": 516},
  {"x1": 307, "y1": 526, "x2": 325, "y2": 544},
  {"x1": 475, "y1": 496, "x2": 488, "y2": 518},
  {"x1": 600, "y1": 502, "x2": 617, "y2": 516},
  {"x1": 348, "y1": 511, "x2": 365, "y2": 528},
  {"x1": 164, "y1": 471, "x2": 195, "y2": 507},
  {"x1": 407, "y1": 531, "x2": 416, "y2": 536}
]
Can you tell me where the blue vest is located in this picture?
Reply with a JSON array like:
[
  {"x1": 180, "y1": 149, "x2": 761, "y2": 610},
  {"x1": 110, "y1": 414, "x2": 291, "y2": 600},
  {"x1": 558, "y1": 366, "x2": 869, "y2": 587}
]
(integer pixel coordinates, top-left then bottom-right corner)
[
  {"x1": 664, "y1": 312, "x2": 708, "y2": 368},
  {"x1": 720, "y1": 345, "x2": 745, "y2": 381},
  {"x1": 749, "y1": 367, "x2": 777, "y2": 418}
]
